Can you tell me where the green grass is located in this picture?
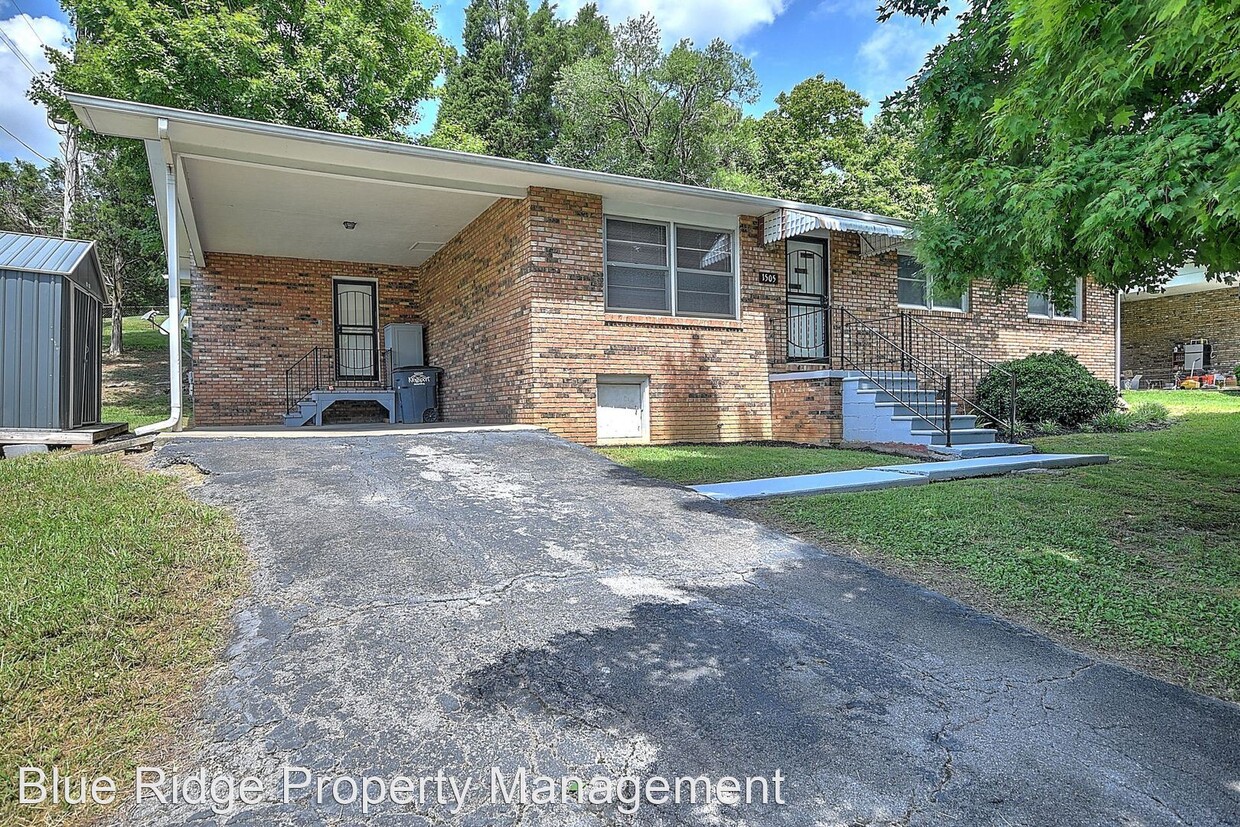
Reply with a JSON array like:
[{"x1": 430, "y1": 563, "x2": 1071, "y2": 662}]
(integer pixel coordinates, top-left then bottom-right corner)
[
  {"x1": 101, "y1": 314, "x2": 169, "y2": 352},
  {"x1": 101, "y1": 315, "x2": 187, "y2": 429},
  {"x1": 597, "y1": 443, "x2": 900, "y2": 485},
  {"x1": 0, "y1": 455, "x2": 247, "y2": 826},
  {"x1": 604, "y1": 397, "x2": 1240, "y2": 700}
]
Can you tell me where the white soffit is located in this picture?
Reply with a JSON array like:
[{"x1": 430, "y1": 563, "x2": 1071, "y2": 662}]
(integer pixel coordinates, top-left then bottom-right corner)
[{"x1": 69, "y1": 94, "x2": 914, "y2": 269}]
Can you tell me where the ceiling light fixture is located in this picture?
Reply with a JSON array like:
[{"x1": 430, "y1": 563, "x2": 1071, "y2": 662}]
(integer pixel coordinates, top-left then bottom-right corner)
[{"x1": 342, "y1": 221, "x2": 357, "y2": 230}]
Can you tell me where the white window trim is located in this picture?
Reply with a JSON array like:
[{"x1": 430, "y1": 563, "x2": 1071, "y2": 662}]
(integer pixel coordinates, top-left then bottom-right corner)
[
  {"x1": 1028, "y1": 278, "x2": 1084, "y2": 321},
  {"x1": 603, "y1": 214, "x2": 740, "y2": 321},
  {"x1": 896, "y1": 255, "x2": 969, "y2": 313}
]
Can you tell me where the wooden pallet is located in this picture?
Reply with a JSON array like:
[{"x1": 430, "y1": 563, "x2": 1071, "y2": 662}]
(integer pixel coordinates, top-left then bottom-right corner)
[{"x1": 0, "y1": 422, "x2": 129, "y2": 446}]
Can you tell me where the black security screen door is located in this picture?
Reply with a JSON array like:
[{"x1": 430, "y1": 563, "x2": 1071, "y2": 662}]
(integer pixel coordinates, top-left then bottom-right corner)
[
  {"x1": 333, "y1": 279, "x2": 378, "y2": 380},
  {"x1": 786, "y1": 238, "x2": 830, "y2": 361}
]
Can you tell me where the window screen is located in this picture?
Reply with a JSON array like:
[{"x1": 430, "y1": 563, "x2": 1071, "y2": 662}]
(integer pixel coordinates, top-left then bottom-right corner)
[
  {"x1": 675, "y1": 227, "x2": 735, "y2": 317},
  {"x1": 605, "y1": 219, "x2": 670, "y2": 313},
  {"x1": 897, "y1": 255, "x2": 928, "y2": 307},
  {"x1": 1028, "y1": 279, "x2": 1082, "y2": 320}
]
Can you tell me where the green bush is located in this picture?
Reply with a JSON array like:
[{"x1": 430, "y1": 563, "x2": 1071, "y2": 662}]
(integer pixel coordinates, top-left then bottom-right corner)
[{"x1": 977, "y1": 350, "x2": 1117, "y2": 428}]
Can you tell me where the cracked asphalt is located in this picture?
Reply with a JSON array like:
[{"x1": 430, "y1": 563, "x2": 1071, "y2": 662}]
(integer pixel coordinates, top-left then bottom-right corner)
[{"x1": 120, "y1": 430, "x2": 1240, "y2": 826}]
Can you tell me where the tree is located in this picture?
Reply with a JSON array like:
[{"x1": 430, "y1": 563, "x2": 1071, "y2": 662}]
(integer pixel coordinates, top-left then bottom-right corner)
[
  {"x1": 881, "y1": 0, "x2": 1240, "y2": 297},
  {"x1": 70, "y1": 143, "x2": 163, "y2": 355},
  {"x1": 552, "y1": 14, "x2": 758, "y2": 186},
  {"x1": 29, "y1": 0, "x2": 450, "y2": 352},
  {"x1": 0, "y1": 159, "x2": 62, "y2": 235},
  {"x1": 434, "y1": 0, "x2": 612, "y2": 161},
  {"x1": 37, "y1": 0, "x2": 450, "y2": 138},
  {"x1": 741, "y1": 76, "x2": 931, "y2": 219}
]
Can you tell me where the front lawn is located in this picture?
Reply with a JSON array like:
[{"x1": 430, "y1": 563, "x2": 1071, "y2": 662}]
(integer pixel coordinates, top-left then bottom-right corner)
[
  {"x1": 597, "y1": 443, "x2": 899, "y2": 485},
  {"x1": 603, "y1": 394, "x2": 1240, "y2": 701},
  {"x1": 0, "y1": 455, "x2": 247, "y2": 826}
]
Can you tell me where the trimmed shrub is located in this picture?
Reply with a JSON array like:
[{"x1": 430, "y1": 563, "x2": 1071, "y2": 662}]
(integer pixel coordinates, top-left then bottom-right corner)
[{"x1": 977, "y1": 350, "x2": 1117, "y2": 428}]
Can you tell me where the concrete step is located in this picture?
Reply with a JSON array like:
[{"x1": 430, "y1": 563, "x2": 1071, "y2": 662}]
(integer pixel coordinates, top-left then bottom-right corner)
[
  {"x1": 893, "y1": 414, "x2": 977, "y2": 430},
  {"x1": 912, "y1": 427, "x2": 999, "y2": 446},
  {"x1": 876, "y1": 401, "x2": 958, "y2": 417},
  {"x1": 856, "y1": 388, "x2": 940, "y2": 404},
  {"x1": 929, "y1": 442, "x2": 1033, "y2": 458}
]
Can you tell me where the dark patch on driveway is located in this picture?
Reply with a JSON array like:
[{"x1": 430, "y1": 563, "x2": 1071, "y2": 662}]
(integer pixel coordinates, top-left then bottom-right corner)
[{"x1": 120, "y1": 430, "x2": 1239, "y2": 825}]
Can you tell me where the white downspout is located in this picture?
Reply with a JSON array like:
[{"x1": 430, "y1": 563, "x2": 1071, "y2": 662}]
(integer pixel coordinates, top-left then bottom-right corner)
[
  {"x1": 136, "y1": 118, "x2": 183, "y2": 435},
  {"x1": 1114, "y1": 293, "x2": 1122, "y2": 389}
]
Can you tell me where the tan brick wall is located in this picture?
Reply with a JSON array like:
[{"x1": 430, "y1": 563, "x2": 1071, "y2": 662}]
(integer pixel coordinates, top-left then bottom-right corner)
[
  {"x1": 521, "y1": 189, "x2": 781, "y2": 444},
  {"x1": 418, "y1": 197, "x2": 534, "y2": 424},
  {"x1": 1121, "y1": 288, "x2": 1240, "y2": 383},
  {"x1": 771, "y1": 378, "x2": 841, "y2": 444},
  {"x1": 191, "y1": 254, "x2": 419, "y2": 425},
  {"x1": 827, "y1": 231, "x2": 1118, "y2": 382},
  {"x1": 188, "y1": 188, "x2": 1119, "y2": 443}
]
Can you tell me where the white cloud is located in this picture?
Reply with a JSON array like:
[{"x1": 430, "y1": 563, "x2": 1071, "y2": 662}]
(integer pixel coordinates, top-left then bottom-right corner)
[
  {"x1": 854, "y1": 1, "x2": 963, "y2": 114},
  {"x1": 0, "y1": 14, "x2": 72, "y2": 163},
  {"x1": 559, "y1": 0, "x2": 787, "y2": 44}
]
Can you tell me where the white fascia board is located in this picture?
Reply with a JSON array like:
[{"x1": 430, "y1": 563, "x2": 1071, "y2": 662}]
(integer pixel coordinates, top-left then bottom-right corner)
[{"x1": 68, "y1": 93, "x2": 914, "y2": 226}]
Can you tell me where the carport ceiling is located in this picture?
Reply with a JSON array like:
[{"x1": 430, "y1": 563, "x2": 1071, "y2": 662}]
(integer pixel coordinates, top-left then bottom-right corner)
[{"x1": 180, "y1": 156, "x2": 499, "y2": 267}]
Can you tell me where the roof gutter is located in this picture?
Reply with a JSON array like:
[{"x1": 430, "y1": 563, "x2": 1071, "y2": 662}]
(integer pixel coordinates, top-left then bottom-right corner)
[{"x1": 135, "y1": 117, "x2": 184, "y2": 436}]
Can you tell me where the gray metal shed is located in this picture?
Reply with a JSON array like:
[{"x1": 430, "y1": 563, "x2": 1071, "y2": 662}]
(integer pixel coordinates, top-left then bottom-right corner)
[{"x1": 0, "y1": 231, "x2": 105, "y2": 431}]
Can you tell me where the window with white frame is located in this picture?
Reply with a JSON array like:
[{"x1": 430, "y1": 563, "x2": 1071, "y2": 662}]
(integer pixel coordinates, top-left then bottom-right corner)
[
  {"x1": 1028, "y1": 278, "x2": 1083, "y2": 320},
  {"x1": 897, "y1": 254, "x2": 967, "y2": 312},
  {"x1": 604, "y1": 217, "x2": 736, "y2": 318}
]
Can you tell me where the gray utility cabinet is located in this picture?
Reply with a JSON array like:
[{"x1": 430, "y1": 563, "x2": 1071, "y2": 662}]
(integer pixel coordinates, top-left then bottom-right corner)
[
  {"x1": 383, "y1": 322, "x2": 425, "y2": 368},
  {"x1": 0, "y1": 231, "x2": 106, "y2": 430}
]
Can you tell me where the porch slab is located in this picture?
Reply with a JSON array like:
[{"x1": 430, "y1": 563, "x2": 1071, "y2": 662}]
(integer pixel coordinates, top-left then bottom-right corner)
[{"x1": 690, "y1": 452, "x2": 1109, "y2": 501}]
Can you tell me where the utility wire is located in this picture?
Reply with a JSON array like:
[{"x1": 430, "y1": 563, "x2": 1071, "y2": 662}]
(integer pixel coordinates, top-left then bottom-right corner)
[
  {"x1": 0, "y1": 121, "x2": 54, "y2": 164},
  {"x1": 7, "y1": 1, "x2": 50, "y2": 53},
  {"x1": 0, "y1": 25, "x2": 41, "y2": 76}
]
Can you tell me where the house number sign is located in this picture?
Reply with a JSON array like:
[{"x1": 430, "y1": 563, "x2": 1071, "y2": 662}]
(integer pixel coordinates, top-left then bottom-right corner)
[{"x1": 758, "y1": 272, "x2": 779, "y2": 285}]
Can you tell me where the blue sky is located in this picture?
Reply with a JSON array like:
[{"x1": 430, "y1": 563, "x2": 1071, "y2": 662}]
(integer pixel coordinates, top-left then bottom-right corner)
[{"x1": 0, "y1": 0, "x2": 961, "y2": 164}]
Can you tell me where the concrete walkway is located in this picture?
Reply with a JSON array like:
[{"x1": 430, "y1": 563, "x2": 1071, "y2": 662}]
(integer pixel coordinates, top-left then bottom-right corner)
[{"x1": 691, "y1": 453, "x2": 1109, "y2": 501}]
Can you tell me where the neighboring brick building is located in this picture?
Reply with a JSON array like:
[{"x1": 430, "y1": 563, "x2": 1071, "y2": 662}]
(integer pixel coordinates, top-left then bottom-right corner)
[
  {"x1": 1121, "y1": 268, "x2": 1239, "y2": 387},
  {"x1": 72, "y1": 95, "x2": 1118, "y2": 446}
]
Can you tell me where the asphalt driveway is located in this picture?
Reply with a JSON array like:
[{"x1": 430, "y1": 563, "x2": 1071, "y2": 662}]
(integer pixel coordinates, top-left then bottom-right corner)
[{"x1": 126, "y1": 429, "x2": 1239, "y2": 826}]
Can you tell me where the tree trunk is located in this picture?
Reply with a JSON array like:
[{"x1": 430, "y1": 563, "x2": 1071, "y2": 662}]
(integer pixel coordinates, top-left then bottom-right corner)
[
  {"x1": 109, "y1": 299, "x2": 123, "y2": 356},
  {"x1": 108, "y1": 249, "x2": 124, "y2": 356}
]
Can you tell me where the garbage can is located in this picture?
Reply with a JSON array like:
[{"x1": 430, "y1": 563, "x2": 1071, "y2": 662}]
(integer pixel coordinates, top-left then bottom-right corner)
[{"x1": 393, "y1": 367, "x2": 442, "y2": 423}]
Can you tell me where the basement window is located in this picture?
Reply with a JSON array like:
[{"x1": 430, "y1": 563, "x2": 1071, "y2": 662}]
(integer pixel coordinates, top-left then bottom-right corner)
[
  {"x1": 605, "y1": 217, "x2": 737, "y2": 319},
  {"x1": 1028, "y1": 278, "x2": 1083, "y2": 321},
  {"x1": 897, "y1": 255, "x2": 967, "y2": 312}
]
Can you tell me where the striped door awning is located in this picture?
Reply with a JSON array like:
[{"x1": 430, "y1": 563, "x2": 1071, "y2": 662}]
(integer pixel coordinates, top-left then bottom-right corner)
[{"x1": 762, "y1": 208, "x2": 911, "y2": 257}]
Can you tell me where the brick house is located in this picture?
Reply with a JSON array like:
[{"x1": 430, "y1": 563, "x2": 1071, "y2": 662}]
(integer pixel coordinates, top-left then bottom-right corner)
[
  {"x1": 71, "y1": 94, "x2": 1118, "y2": 452},
  {"x1": 1121, "y1": 266, "x2": 1238, "y2": 388}
]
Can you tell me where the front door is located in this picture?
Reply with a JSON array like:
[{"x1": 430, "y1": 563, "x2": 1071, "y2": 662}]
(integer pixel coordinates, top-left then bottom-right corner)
[
  {"x1": 333, "y1": 279, "x2": 379, "y2": 380},
  {"x1": 786, "y1": 238, "x2": 830, "y2": 361}
]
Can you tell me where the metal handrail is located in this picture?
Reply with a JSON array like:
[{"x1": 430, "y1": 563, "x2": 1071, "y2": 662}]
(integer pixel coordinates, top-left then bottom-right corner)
[
  {"x1": 900, "y1": 313, "x2": 1018, "y2": 441},
  {"x1": 836, "y1": 306, "x2": 956, "y2": 443},
  {"x1": 284, "y1": 346, "x2": 393, "y2": 415}
]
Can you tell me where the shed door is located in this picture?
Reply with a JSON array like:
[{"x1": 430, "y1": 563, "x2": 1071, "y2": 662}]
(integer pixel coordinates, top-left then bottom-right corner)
[{"x1": 69, "y1": 285, "x2": 101, "y2": 428}]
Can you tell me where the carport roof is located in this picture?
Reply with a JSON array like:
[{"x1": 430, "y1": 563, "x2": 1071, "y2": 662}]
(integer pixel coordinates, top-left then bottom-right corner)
[{"x1": 66, "y1": 93, "x2": 911, "y2": 278}]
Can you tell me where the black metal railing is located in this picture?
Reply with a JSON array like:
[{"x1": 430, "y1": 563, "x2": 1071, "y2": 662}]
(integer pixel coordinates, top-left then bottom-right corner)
[
  {"x1": 816, "y1": 306, "x2": 1019, "y2": 447},
  {"x1": 835, "y1": 307, "x2": 957, "y2": 443},
  {"x1": 284, "y1": 346, "x2": 392, "y2": 415},
  {"x1": 899, "y1": 313, "x2": 1017, "y2": 440}
]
